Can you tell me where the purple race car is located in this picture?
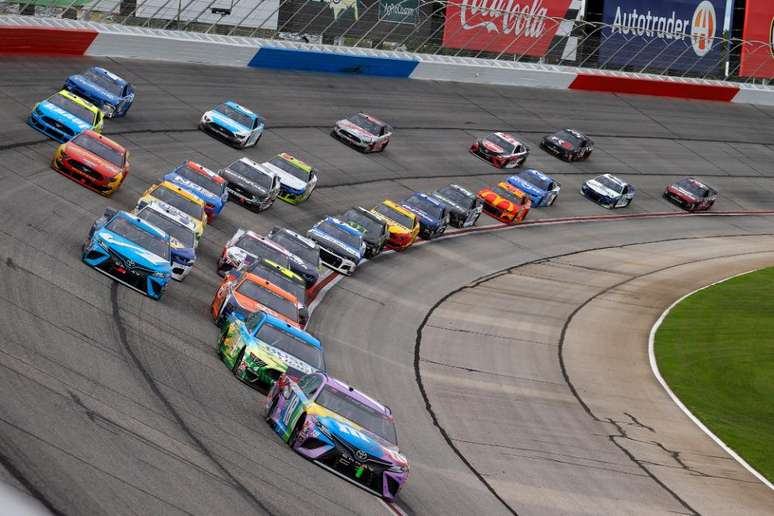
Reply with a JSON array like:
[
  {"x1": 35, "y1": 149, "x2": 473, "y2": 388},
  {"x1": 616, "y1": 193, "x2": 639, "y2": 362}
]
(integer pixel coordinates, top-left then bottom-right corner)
[{"x1": 264, "y1": 372, "x2": 409, "y2": 501}]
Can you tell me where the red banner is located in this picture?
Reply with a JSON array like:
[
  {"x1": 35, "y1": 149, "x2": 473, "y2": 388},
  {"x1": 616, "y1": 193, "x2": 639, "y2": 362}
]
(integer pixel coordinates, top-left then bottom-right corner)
[
  {"x1": 442, "y1": 0, "x2": 573, "y2": 57},
  {"x1": 739, "y1": 0, "x2": 774, "y2": 78}
]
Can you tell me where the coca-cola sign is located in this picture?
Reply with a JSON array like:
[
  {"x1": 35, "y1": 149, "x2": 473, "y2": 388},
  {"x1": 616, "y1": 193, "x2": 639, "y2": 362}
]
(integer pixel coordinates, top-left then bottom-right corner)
[{"x1": 442, "y1": 0, "x2": 572, "y2": 56}]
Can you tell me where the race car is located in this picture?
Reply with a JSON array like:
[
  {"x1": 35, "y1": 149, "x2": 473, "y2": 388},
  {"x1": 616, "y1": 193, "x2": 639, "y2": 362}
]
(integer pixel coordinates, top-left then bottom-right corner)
[
  {"x1": 663, "y1": 177, "x2": 717, "y2": 212},
  {"x1": 211, "y1": 271, "x2": 301, "y2": 328},
  {"x1": 340, "y1": 207, "x2": 389, "y2": 259},
  {"x1": 307, "y1": 217, "x2": 366, "y2": 276},
  {"x1": 217, "y1": 229, "x2": 295, "y2": 277},
  {"x1": 581, "y1": 174, "x2": 636, "y2": 209},
  {"x1": 163, "y1": 161, "x2": 228, "y2": 223},
  {"x1": 134, "y1": 201, "x2": 198, "y2": 281},
  {"x1": 470, "y1": 132, "x2": 529, "y2": 169},
  {"x1": 267, "y1": 227, "x2": 321, "y2": 287},
  {"x1": 540, "y1": 129, "x2": 594, "y2": 161},
  {"x1": 81, "y1": 208, "x2": 172, "y2": 300},
  {"x1": 265, "y1": 372, "x2": 409, "y2": 501},
  {"x1": 28, "y1": 90, "x2": 104, "y2": 143},
  {"x1": 506, "y1": 169, "x2": 561, "y2": 207},
  {"x1": 477, "y1": 182, "x2": 531, "y2": 224},
  {"x1": 51, "y1": 130, "x2": 129, "y2": 196},
  {"x1": 431, "y1": 184, "x2": 483, "y2": 228},
  {"x1": 64, "y1": 66, "x2": 135, "y2": 118},
  {"x1": 199, "y1": 101, "x2": 264, "y2": 148},
  {"x1": 401, "y1": 193, "x2": 449, "y2": 240},
  {"x1": 332, "y1": 112, "x2": 392, "y2": 153},
  {"x1": 370, "y1": 200, "x2": 420, "y2": 251},
  {"x1": 219, "y1": 157, "x2": 281, "y2": 212},
  {"x1": 218, "y1": 311, "x2": 324, "y2": 390},
  {"x1": 136, "y1": 181, "x2": 207, "y2": 240},
  {"x1": 241, "y1": 258, "x2": 310, "y2": 328},
  {"x1": 262, "y1": 153, "x2": 318, "y2": 205}
]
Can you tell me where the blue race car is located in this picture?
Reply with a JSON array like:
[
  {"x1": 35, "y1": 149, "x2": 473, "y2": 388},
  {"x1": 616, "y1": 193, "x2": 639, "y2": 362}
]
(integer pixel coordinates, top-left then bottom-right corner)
[
  {"x1": 199, "y1": 101, "x2": 264, "y2": 148},
  {"x1": 64, "y1": 66, "x2": 135, "y2": 118},
  {"x1": 28, "y1": 90, "x2": 104, "y2": 143},
  {"x1": 307, "y1": 217, "x2": 365, "y2": 276},
  {"x1": 401, "y1": 192, "x2": 449, "y2": 240},
  {"x1": 162, "y1": 160, "x2": 227, "y2": 223},
  {"x1": 506, "y1": 169, "x2": 561, "y2": 207},
  {"x1": 82, "y1": 208, "x2": 172, "y2": 300}
]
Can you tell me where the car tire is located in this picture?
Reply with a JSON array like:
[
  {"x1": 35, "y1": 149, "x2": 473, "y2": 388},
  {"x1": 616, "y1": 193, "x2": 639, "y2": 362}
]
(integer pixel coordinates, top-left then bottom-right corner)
[
  {"x1": 289, "y1": 414, "x2": 306, "y2": 448},
  {"x1": 232, "y1": 347, "x2": 245, "y2": 374},
  {"x1": 265, "y1": 393, "x2": 279, "y2": 422},
  {"x1": 546, "y1": 194, "x2": 557, "y2": 207},
  {"x1": 584, "y1": 149, "x2": 592, "y2": 160}
]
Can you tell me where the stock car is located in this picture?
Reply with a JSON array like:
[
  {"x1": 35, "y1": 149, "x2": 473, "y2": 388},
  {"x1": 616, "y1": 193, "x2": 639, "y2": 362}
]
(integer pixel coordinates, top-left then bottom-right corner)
[
  {"x1": 332, "y1": 113, "x2": 392, "y2": 153},
  {"x1": 81, "y1": 208, "x2": 172, "y2": 300},
  {"x1": 581, "y1": 174, "x2": 636, "y2": 209},
  {"x1": 199, "y1": 101, "x2": 264, "y2": 148},
  {"x1": 241, "y1": 259, "x2": 310, "y2": 328},
  {"x1": 217, "y1": 229, "x2": 295, "y2": 276},
  {"x1": 506, "y1": 169, "x2": 561, "y2": 207},
  {"x1": 268, "y1": 227, "x2": 321, "y2": 287},
  {"x1": 540, "y1": 129, "x2": 594, "y2": 161},
  {"x1": 51, "y1": 130, "x2": 129, "y2": 196},
  {"x1": 477, "y1": 182, "x2": 531, "y2": 224},
  {"x1": 136, "y1": 181, "x2": 207, "y2": 239},
  {"x1": 28, "y1": 90, "x2": 104, "y2": 143},
  {"x1": 135, "y1": 201, "x2": 198, "y2": 280},
  {"x1": 64, "y1": 66, "x2": 135, "y2": 118},
  {"x1": 210, "y1": 271, "x2": 301, "y2": 328},
  {"x1": 370, "y1": 201, "x2": 420, "y2": 251},
  {"x1": 340, "y1": 207, "x2": 389, "y2": 259},
  {"x1": 401, "y1": 193, "x2": 449, "y2": 240},
  {"x1": 218, "y1": 311, "x2": 324, "y2": 390},
  {"x1": 470, "y1": 132, "x2": 529, "y2": 169},
  {"x1": 219, "y1": 157, "x2": 280, "y2": 211},
  {"x1": 431, "y1": 184, "x2": 482, "y2": 228},
  {"x1": 265, "y1": 372, "x2": 409, "y2": 501},
  {"x1": 163, "y1": 161, "x2": 227, "y2": 223},
  {"x1": 307, "y1": 217, "x2": 366, "y2": 276},
  {"x1": 262, "y1": 153, "x2": 318, "y2": 205},
  {"x1": 663, "y1": 177, "x2": 717, "y2": 212}
]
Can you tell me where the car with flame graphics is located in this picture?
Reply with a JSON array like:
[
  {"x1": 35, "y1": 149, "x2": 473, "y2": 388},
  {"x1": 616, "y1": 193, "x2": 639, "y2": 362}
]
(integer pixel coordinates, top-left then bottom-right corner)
[
  {"x1": 51, "y1": 130, "x2": 129, "y2": 196},
  {"x1": 265, "y1": 372, "x2": 409, "y2": 501},
  {"x1": 369, "y1": 200, "x2": 420, "y2": 251},
  {"x1": 210, "y1": 271, "x2": 301, "y2": 328},
  {"x1": 332, "y1": 112, "x2": 392, "y2": 153},
  {"x1": 470, "y1": 132, "x2": 529, "y2": 169},
  {"x1": 430, "y1": 184, "x2": 483, "y2": 228},
  {"x1": 663, "y1": 177, "x2": 717, "y2": 212},
  {"x1": 477, "y1": 182, "x2": 531, "y2": 224},
  {"x1": 540, "y1": 129, "x2": 594, "y2": 162},
  {"x1": 64, "y1": 66, "x2": 135, "y2": 118}
]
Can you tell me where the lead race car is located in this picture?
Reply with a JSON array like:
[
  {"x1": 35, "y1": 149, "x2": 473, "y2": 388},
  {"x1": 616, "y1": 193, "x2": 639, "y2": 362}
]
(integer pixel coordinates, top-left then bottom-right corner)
[
  {"x1": 540, "y1": 129, "x2": 594, "y2": 161},
  {"x1": 470, "y1": 132, "x2": 529, "y2": 169},
  {"x1": 64, "y1": 66, "x2": 135, "y2": 118},
  {"x1": 199, "y1": 101, "x2": 264, "y2": 148},
  {"x1": 663, "y1": 177, "x2": 717, "y2": 212},
  {"x1": 332, "y1": 112, "x2": 392, "y2": 153},
  {"x1": 581, "y1": 174, "x2": 636, "y2": 209},
  {"x1": 506, "y1": 169, "x2": 561, "y2": 207}
]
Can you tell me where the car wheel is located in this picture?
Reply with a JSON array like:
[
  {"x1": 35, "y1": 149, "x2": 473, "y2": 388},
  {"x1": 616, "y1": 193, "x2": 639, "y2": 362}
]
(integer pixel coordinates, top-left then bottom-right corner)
[
  {"x1": 265, "y1": 393, "x2": 279, "y2": 422},
  {"x1": 584, "y1": 149, "x2": 592, "y2": 160},
  {"x1": 231, "y1": 347, "x2": 245, "y2": 374},
  {"x1": 546, "y1": 194, "x2": 557, "y2": 207},
  {"x1": 289, "y1": 414, "x2": 306, "y2": 448}
]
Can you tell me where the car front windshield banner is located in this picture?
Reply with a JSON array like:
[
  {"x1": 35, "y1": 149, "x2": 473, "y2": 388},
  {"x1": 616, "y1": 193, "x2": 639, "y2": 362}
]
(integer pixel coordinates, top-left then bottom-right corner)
[
  {"x1": 236, "y1": 279, "x2": 297, "y2": 320},
  {"x1": 82, "y1": 70, "x2": 124, "y2": 96},
  {"x1": 521, "y1": 171, "x2": 552, "y2": 191},
  {"x1": 271, "y1": 232, "x2": 318, "y2": 265},
  {"x1": 315, "y1": 386, "x2": 397, "y2": 445},
  {"x1": 676, "y1": 179, "x2": 709, "y2": 197},
  {"x1": 214, "y1": 104, "x2": 254, "y2": 128},
  {"x1": 138, "y1": 210, "x2": 195, "y2": 248},
  {"x1": 106, "y1": 216, "x2": 170, "y2": 260},
  {"x1": 49, "y1": 94, "x2": 94, "y2": 124},
  {"x1": 269, "y1": 157, "x2": 310, "y2": 182},
  {"x1": 492, "y1": 186, "x2": 524, "y2": 205},
  {"x1": 349, "y1": 114, "x2": 382, "y2": 135},
  {"x1": 73, "y1": 133, "x2": 123, "y2": 166},
  {"x1": 596, "y1": 176, "x2": 624, "y2": 194},
  {"x1": 486, "y1": 134, "x2": 516, "y2": 153},
  {"x1": 254, "y1": 324, "x2": 323, "y2": 369},
  {"x1": 374, "y1": 204, "x2": 413, "y2": 228},
  {"x1": 152, "y1": 186, "x2": 204, "y2": 220},
  {"x1": 175, "y1": 164, "x2": 224, "y2": 196},
  {"x1": 344, "y1": 210, "x2": 380, "y2": 235}
]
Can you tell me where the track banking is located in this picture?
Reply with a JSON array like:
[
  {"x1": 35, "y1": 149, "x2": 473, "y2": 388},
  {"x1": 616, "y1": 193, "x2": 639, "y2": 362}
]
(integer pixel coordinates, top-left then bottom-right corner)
[{"x1": 611, "y1": 7, "x2": 691, "y2": 39}]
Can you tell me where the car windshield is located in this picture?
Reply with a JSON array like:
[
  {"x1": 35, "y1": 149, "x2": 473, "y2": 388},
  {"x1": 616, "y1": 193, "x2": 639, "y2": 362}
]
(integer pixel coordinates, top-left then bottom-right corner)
[
  {"x1": 137, "y1": 209, "x2": 196, "y2": 248},
  {"x1": 343, "y1": 210, "x2": 382, "y2": 235},
  {"x1": 436, "y1": 186, "x2": 473, "y2": 208},
  {"x1": 236, "y1": 279, "x2": 297, "y2": 321},
  {"x1": 676, "y1": 178, "x2": 709, "y2": 197},
  {"x1": 106, "y1": 216, "x2": 170, "y2": 260},
  {"x1": 48, "y1": 94, "x2": 94, "y2": 124},
  {"x1": 373, "y1": 204, "x2": 413, "y2": 228},
  {"x1": 251, "y1": 265, "x2": 306, "y2": 303},
  {"x1": 270, "y1": 231, "x2": 319, "y2": 265},
  {"x1": 403, "y1": 196, "x2": 444, "y2": 219},
  {"x1": 486, "y1": 134, "x2": 515, "y2": 153},
  {"x1": 214, "y1": 103, "x2": 254, "y2": 129},
  {"x1": 150, "y1": 186, "x2": 204, "y2": 221},
  {"x1": 596, "y1": 176, "x2": 624, "y2": 193},
  {"x1": 82, "y1": 69, "x2": 124, "y2": 96},
  {"x1": 556, "y1": 130, "x2": 582, "y2": 146},
  {"x1": 269, "y1": 156, "x2": 310, "y2": 182},
  {"x1": 520, "y1": 170, "x2": 552, "y2": 190},
  {"x1": 315, "y1": 221, "x2": 361, "y2": 249},
  {"x1": 315, "y1": 386, "x2": 397, "y2": 445},
  {"x1": 255, "y1": 324, "x2": 323, "y2": 369},
  {"x1": 73, "y1": 133, "x2": 123, "y2": 166},
  {"x1": 348, "y1": 113, "x2": 383, "y2": 135},
  {"x1": 236, "y1": 236, "x2": 290, "y2": 268},
  {"x1": 174, "y1": 164, "x2": 224, "y2": 196},
  {"x1": 492, "y1": 185, "x2": 525, "y2": 205},
  {"x1": 228, "y1": 161, "x2": 273, "y2": 189}
]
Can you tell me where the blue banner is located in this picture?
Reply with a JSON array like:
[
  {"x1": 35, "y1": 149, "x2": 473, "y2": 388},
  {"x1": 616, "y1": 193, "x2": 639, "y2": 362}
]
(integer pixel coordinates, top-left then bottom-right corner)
[{"x1": 599, "y1": 0, "x2": 727, "y2": 73}]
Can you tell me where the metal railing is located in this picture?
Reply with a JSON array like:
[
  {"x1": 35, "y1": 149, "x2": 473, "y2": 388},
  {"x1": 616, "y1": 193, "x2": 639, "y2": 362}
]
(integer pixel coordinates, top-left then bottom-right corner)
[{"x1": 2, "y1": 0, "x2": 772, "y2": 82}]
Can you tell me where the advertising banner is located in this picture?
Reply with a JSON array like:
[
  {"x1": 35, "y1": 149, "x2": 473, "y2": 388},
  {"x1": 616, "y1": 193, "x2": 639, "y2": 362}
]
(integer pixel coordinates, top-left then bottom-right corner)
[
  {"x1": 599, "y1": 0, "x2": 727, "y2": 73},
  {"x1": 379, "y1": 0, "x2": 419, "y2": 25},
  {"x1": 441, "y1": 0, "x2": 574, "y2": 57},
  {"x1": 739, "y1": 0, "x2": 774, "y2": 78}
]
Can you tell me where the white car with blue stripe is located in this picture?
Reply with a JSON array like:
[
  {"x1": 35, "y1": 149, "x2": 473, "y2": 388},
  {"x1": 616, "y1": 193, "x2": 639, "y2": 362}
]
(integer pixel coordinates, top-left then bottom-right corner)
[{"x1": 199, "y1": 101, "x2": 264, "y2": 148}]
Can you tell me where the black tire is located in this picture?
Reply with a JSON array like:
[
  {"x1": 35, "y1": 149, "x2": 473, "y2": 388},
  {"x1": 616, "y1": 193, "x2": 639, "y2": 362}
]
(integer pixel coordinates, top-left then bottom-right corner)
[
  {"x1": 380, "y1": 140, "x2": 389, "y2": 151},
  {"x1": 584, "y1": 149, "x2": 592, "y2": 160},
  {"x1": 231, "y1": 346, "x2": 245, "y2": 373},
  {"x1": 265, "y1": 394, "x2": 279, "y2": 422},
  {"x1": 289, "y1": 414, "x2": 306, "y2": 447}
]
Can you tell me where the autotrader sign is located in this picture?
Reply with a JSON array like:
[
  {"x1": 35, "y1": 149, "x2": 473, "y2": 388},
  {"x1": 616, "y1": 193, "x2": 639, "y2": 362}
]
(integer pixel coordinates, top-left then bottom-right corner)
[
  {"x1": 739, "y1": 0, "x2": 774, "y2": 79},
  {"x1": 599, "y1": 0, "x2": 726, "y2": 73}
]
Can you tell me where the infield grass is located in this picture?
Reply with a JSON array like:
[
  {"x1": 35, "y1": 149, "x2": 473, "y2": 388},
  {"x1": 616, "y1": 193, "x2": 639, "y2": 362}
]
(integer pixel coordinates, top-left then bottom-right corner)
[{"x1": 655, "y1": 267, "x2": 774, "y2": 483}]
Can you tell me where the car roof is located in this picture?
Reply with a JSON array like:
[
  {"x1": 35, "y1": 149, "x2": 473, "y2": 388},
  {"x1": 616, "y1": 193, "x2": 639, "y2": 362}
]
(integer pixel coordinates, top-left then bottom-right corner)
[
  {"x1": 115, "y1": 210, "x2": 169, "y2": 241},
  {"x1": 498, "y1": 182, "x2": 528, "y2": 198},
  {"x1": 179, "y1": 160, "x2": 224, "y2": 183},
  {"x1": 139, "y1": 200, "x2": 197, "y2": 232},
  {"x1": 72, "y1": 130, "x2": 126, "y2": 153},
  {"x1": 321, "y1": 374, "x2": 391, "y2": 415},
  {"x1": 493, "y1": 132, "x2": 521, "y2": 145},
  {"x1": 260, "y1": 312, "x2": 321, "y2": 349},
  {"x1": 276, "y1": 152, "x2": 313, "y2": 172},
  {"x1": 241, "y1": 273, "x2": 299, "y2": 304},
  {"x1": 381, "y1": 200, "x2": 416, "y2": 219},
  {"x1": 51, "y1": 89, "x2": 100, "y2": 113},
  {"x1": 224, "y1": 100, "x2": 257, "y2": 118},
  {"x1": 409, "y1": 192, "x2": 443, "y2": 206},
  {"x1": 88, "y1": 66, "x2": 128, "y2": 85},
  {"x1": 154, "y1": 181, "x2": 206, "y2": 206},
  {"x1": 347, "y1": 207, "x2": 384, "y2": 223},
  {"x1": 272, "y1": 227, "x2": 317, "y2": 248},
  {"x1": 236, "y1": 230, "x2": 291, "y2": 254},
  {"x1": 321, "y1": 216, "x2": 362, "y2": 237}
]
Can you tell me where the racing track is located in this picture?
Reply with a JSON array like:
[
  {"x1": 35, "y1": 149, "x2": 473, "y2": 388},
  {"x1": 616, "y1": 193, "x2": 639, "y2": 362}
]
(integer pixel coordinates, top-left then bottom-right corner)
[{"x1": 1, "y1": 56, "x2": 774, "y2": 515}]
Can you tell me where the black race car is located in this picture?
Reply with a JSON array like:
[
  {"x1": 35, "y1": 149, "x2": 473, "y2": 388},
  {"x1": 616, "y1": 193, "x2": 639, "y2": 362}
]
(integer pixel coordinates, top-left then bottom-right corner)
[
  {"x1": 540, "y1": 129, "x2": 593, "y2": 161},
  {"x1": 267, "y1": 226, "x2": 321, "y2": 287},
  {"x1": 430, "y1": 184, "x2": 483, "y2": 228},
  {"x1": 470, "y1": 132, "x2": 529, "y2": 169},
  {"x1": 340, "y1": 207, "x2": 389, "y2": 259},
  {"x1": 663, "y1": 177, "x2": 717, "y2": 212},
  {"x1": 218, "y1": 157, "x2": 281, "y2": 212}
]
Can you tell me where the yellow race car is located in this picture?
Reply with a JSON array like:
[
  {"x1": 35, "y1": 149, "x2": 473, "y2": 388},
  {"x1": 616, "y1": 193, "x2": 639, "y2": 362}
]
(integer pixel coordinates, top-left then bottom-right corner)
[
  {"x1": 370, "y1": 200, "x2": 420, "y2": 251},
  {"x1": 137, "y1": 180, "x2": 207, "y2": 239}
]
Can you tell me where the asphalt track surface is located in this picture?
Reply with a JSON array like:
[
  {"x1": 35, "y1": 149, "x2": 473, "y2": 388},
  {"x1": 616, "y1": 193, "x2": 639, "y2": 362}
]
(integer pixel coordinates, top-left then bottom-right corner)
[{"x1": 1, "y1": 56, "x2": 774, "y2": 515}]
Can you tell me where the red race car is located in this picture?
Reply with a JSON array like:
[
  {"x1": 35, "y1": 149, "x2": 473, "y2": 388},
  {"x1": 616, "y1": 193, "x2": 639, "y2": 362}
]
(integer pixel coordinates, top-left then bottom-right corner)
[
  {"x1": 51, "y1": 130, "x2": 128, "y2": 196},
  {"x1": 663, "y1": 177, "x2": 717, "y2": 212},
  {"x1": 470, "y1": 132, "x2": 529, "y2": 169},
  {"x1": 477, "y1": 182, "x2": 531, "y2": 224}
]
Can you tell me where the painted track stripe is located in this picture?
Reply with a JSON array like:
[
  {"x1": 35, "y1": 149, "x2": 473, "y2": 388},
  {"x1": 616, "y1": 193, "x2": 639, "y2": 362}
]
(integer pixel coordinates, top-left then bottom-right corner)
[{"x1": 569, "y1": 73, "x2": 740, "y2": 102}]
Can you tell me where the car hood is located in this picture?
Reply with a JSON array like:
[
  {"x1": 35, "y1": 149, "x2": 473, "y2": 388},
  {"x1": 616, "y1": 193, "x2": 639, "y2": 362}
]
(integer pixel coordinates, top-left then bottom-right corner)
[
  {"x1": 669, "y1": 185, "x2": 698, "y2": 201},
  {"x1": 481, "y1": 139, "x2": 504, "y2": 154},
  {"x1": 479, "y1": 190, "x2": 515, "y2": 211},
  {"x1": 68, "y1": 74, "x2": 121, "y2": 103},
  {"x1": 205, "y1": 110, "x2": 250, "y2": 133},
  {"x1": 221, "y1": 169, "x2": 269, "y2": 196},
  {"x1": 586, "y1": 179, "x2": 620, "y2": 199},
  {"x1": 315, "y1": 415, "x2": 400, "y2": 461},
  {"x1": 547, "y1": 135, "x2": 574, "y2": 150},
  {"x1": 261, "y1": 162, "x2": 308, "y2": 191},
  {"x1": 337, "y1": 119, "x2": 375, "y2": 139},
  {"x1": 65, "y1": 142, "x2": 122, "y2": 176},
  {"x1": 507, "y1": 177, "x2": 545, "y2": 198},
  {"x1": 37, "y1": 101, "x2": 92, "y2": 132},
  {"x1": 95, "y1": 228, "x2": 171, "y2": 271},
  {"x1": 165, "y1": 174, "x2": 220, "y2": 204},
  {"x1": 308, "y1": 228, "x2": 361, "y2": 258}
]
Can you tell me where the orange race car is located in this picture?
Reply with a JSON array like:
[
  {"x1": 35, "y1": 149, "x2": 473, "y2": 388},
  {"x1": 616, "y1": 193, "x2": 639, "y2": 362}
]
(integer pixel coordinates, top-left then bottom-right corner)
[
  {"x1": 211, "y1": 271, "x2": 301, "y2": 329},
  {"x1": 51, "y1": 130, "x2": 129, "y2": 196},
  {"x1": 477, "y1": 182, "x2": 531, "y2": 224}
]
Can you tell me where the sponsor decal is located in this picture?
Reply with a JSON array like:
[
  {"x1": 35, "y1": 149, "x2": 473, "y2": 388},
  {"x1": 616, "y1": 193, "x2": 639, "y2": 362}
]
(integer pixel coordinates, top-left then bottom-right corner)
[
  {"x1": 355, "y1": 449, "x2": 368, "y2": 461},
  {"x1": 379, "y1": 0, "x2": 419, "y2": 24},
  {"x1": 739, "y1": 0, "x2": 774, "y2": 78}
]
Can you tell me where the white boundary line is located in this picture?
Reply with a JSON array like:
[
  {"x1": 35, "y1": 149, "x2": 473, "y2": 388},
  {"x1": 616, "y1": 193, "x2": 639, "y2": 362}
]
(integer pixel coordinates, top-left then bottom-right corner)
[{"x1": 648, "y1": 269, "x2": 774, "y2": 490}]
